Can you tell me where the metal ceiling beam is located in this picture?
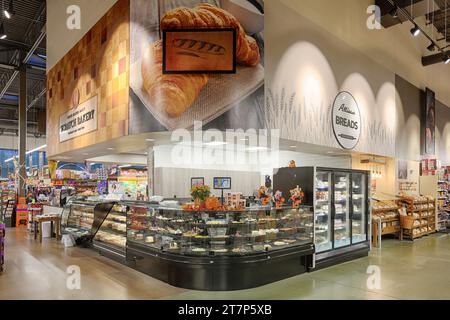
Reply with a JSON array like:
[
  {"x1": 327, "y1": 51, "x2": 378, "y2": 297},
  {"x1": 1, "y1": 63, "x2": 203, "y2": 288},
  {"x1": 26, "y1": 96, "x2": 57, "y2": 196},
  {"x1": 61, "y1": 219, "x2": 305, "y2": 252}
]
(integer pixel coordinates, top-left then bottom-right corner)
[
  {"x1": 0, "y1": 24, "x2": 46, "y2": 100},
  {"x1": 422, "y1": 51, "x2": 449, "y2": 65}
]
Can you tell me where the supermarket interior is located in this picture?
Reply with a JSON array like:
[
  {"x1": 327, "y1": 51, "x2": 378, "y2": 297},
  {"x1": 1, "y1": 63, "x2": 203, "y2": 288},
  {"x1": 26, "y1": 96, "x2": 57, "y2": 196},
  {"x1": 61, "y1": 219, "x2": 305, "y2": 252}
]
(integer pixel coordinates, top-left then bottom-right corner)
[{"x1": 1, "y1": 0, "x2": 450, "y2": 300}]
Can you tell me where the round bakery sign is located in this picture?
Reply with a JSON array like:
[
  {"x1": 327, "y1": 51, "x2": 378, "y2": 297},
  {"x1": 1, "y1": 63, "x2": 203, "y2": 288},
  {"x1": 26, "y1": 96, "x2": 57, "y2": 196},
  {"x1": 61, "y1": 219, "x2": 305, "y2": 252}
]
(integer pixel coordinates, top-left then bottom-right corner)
[{"x1": 332, "y1": 91, "x2": 361, "y2": 150}]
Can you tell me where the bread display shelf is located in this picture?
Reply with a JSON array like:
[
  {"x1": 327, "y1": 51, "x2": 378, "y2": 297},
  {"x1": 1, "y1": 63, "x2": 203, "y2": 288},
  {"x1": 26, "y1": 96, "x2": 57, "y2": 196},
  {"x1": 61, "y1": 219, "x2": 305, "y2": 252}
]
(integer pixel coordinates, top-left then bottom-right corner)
[{"x1": 399, "y1": 196, "x2": 436, "y2": 240}]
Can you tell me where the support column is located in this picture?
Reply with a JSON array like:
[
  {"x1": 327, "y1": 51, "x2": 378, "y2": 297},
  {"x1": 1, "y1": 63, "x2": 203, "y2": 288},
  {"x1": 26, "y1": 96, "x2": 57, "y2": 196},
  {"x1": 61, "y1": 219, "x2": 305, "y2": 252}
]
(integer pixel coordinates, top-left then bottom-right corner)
[
  {"x1": 18, "y1": 64, "x2": 27, "y2": 197},
  {"x1": 147, "y1": 146, "x2": 154, "y2": 198}
]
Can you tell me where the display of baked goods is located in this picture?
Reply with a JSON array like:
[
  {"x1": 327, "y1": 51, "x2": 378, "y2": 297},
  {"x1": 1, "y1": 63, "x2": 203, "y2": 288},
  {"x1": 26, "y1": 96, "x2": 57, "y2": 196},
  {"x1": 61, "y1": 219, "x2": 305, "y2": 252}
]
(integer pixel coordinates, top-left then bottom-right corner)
[{"x1": 124, "y1": 202, "x2": 314, "y2": 256}]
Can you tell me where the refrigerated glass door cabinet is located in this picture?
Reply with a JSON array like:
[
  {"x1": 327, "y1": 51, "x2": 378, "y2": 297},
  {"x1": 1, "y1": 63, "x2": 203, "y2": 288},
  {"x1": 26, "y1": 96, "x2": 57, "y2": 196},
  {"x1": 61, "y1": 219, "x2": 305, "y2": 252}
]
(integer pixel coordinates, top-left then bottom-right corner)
[{"x1": 273, "y1": 167, "x2": 370, "y2": 270}]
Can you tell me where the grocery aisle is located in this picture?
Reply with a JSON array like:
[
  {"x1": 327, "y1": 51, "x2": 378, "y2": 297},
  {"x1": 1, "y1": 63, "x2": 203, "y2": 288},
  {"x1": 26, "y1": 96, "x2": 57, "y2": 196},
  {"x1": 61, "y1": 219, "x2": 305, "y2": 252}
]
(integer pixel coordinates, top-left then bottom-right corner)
[{"x1": 1, "y1": 228, "x2": 450, "y2": 300}]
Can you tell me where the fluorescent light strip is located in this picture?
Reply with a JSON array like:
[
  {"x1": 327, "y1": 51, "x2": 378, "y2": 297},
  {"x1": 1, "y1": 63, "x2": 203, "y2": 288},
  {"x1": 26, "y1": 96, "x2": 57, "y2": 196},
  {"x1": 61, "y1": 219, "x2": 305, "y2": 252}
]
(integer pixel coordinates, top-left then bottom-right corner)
[
  {"x1": 26, "y1": 144, "x2": 46, "y2": 155},
  {"x1": 4, "y1": 144, "x2": 47, "y2": 163}
]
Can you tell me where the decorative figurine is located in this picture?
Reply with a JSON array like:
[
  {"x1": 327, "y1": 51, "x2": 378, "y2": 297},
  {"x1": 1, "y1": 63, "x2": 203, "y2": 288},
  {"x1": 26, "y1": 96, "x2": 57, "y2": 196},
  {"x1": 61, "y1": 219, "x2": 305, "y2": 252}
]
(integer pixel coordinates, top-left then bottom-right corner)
[
  {"x1": 290, "y1": 185, "x2": 304, "y2": 208},
  {"x1": 274, "y1": 190, "x2": 285, "y2": 209}
]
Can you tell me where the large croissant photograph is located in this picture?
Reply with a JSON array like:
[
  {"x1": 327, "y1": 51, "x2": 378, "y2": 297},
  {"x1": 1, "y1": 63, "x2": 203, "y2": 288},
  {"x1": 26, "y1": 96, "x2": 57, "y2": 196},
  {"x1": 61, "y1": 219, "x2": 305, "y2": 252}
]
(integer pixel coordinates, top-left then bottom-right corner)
[{"x1": 130, "y1": 0, "x2": 265, "y2": 131}]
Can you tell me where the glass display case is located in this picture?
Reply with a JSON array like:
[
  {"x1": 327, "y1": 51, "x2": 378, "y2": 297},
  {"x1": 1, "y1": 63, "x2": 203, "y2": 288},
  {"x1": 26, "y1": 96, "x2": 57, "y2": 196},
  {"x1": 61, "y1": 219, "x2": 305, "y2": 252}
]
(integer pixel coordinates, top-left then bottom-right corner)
[
  {"x1": 126, "y1": 204, "x2": 313, "y2": 256},
  {"x1": 125, "y1": 202, "x2": 315, "y2": 290},
  {"x1": 315, "y1": 171, "x2": 332, "y2": 252},
  {"x1": 93, "y1": 203, "x2": 127, "y2": 260},
  {"x1": 274, "y1": 167, "x2": 370, "y2": 270},
  {"x1": 61, "y1": 198, "x2": 97, "y2": 239}
]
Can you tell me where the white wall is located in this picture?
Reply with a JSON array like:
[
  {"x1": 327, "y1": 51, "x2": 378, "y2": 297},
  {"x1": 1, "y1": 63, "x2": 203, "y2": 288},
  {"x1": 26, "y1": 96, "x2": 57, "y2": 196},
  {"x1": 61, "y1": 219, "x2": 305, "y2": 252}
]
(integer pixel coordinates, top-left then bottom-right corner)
[
  {"x1": 0, "y1": 136, "x2": 46, "y2": 151},
  {"x1": 266, "y1": 0, "x2": 397, "y2": 157},
  {"x1": 277, "y1": 0, "x2": 450, "y2": 109},
  {"x1": 151, "y1": 144, "x2": 351, "y2": 197},
  {"x1": 47, "y1": 0, "x2": 119, "y2": 71}
]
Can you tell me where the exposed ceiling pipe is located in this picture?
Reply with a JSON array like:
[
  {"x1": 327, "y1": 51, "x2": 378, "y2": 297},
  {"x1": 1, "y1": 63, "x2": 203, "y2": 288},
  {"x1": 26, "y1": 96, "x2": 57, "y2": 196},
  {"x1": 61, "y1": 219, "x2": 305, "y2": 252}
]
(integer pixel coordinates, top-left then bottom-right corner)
[
  {"x1": 26, "y1": 88, "x2": 46, "y2": 111},
  {"x1": 0, "y1": 24, "x2": 46, "y2": 100}
]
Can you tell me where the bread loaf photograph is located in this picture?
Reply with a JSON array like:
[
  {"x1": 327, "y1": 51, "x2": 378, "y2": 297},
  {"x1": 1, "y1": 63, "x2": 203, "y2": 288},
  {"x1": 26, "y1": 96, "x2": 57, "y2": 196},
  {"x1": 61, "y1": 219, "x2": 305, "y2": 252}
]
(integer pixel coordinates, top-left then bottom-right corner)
[{"x1": 129, "y1": 0, "x2": 265, "y2": 131}]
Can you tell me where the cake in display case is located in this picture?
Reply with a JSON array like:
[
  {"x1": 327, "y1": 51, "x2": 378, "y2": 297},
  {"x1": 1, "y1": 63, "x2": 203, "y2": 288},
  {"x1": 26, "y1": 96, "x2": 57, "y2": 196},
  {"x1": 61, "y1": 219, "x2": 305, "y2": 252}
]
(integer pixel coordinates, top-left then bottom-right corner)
[
  {"x1": 93, "y1": 203, "x2": 127, "y2": 260},
  {"x1": 125, "y1": 202, "x2": 315, "y2": 290}
]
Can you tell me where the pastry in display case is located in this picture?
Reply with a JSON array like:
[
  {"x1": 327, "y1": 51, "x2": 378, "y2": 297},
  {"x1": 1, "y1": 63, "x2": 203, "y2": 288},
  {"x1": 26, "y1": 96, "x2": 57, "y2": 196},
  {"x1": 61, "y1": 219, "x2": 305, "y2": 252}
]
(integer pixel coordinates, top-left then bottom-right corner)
[
  {"x1": 93, "y1": 203, "x2": 127, "y2": 257},
  {"x1": 61, "y1": 197, "x2": 116, "y2": 245},
  {"x1": 61, "y1": 198, "x2": 97, "y2": 239},
  {"x1": 126, "y1": 204, "x2": 313, "y2": 256},
  {"x1": 125, "y1": 201, "x2": 314, "y2": 290}
]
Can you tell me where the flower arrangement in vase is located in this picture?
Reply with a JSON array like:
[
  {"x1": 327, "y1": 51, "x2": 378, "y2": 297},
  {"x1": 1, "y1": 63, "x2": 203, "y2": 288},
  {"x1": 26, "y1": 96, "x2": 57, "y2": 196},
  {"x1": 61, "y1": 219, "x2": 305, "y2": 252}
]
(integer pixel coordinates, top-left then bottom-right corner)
[
  {"x1": 191, "y1": 185, "x2": 211, "y2": 209},
  {"x1": 289, "y1": 185, "x2": 304, "y2": 208}
]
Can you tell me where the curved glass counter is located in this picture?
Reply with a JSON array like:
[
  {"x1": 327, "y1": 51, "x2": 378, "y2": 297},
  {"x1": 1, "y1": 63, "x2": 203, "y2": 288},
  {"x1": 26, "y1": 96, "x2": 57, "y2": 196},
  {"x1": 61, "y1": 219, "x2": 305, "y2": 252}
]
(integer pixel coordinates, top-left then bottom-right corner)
[{"x1": 125, "y1": 202, "x2": 314, "y2": 257}]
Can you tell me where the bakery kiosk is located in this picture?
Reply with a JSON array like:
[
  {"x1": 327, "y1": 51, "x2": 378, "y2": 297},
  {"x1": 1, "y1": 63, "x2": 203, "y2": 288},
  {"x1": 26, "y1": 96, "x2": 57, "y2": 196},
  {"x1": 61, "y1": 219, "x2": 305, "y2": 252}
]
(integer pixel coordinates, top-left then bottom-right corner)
[{"x1": 62, "y1": 199, "x2": 315, "y2": 290}]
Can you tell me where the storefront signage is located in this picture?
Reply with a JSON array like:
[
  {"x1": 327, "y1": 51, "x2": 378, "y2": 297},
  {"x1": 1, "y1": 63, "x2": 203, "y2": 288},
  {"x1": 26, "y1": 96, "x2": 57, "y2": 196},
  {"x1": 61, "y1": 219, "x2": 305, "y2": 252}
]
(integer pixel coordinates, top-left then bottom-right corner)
[
  {"x1": 59, "y1": 96, "x2": 98, "y2": 142},
  {"x1": 332, "y1": 92, "x2": 361, "y2": 150}
]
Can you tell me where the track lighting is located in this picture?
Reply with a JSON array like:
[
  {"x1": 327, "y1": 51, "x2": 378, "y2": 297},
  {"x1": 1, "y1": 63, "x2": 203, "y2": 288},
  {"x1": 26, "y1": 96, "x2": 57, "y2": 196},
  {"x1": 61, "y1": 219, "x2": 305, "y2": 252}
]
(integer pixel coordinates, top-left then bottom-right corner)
[
  {"x1": 410, "y1": 25, "x2": 421, "y2": 37},
  {"x1": 4, "y1": 0, "x2": 14, "y2": 19},
  {"x1": 443, "y1": 54, "x2": 450, "y2": 64},
  {"x1": 427, "y1": 42, "x2": 436, "y2": 52},
  {"x1": 0, "y1": 23, "x2": 6, "y2": 39},
  {"x1": 389, "y1": 6, "x2": 398, "y2": 19}
]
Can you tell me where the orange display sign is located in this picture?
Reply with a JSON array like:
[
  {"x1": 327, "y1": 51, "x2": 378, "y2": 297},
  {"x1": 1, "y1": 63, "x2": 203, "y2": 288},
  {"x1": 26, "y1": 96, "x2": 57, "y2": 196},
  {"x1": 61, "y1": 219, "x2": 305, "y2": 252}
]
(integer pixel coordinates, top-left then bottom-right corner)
[
  {"x1": 163, "y1": 28, "x2": 236, "y2": 74},
  {"x1": 16, "y1": 204, "x2": 28, "y2": 227}
]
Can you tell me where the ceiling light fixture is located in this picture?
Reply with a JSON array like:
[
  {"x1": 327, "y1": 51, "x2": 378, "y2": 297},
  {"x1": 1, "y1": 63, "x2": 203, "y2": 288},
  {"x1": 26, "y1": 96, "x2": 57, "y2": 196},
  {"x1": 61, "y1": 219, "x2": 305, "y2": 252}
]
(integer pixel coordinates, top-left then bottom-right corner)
[
  {"x1": 389, "y1": 6, "x2": 398, "y2": 18},
  {"x1": 146, "y1": 138, "x2": 155, "y2": 142},
  {"x1": 203, "y1": 141, "x2": 227, "y2": 146},
  {"x1": 0, "y1": 23, "x2": 6, "y2": 39},
  {"x1": 443, "y1": 54, "x2": 450, "y2": 64},
  {"x1": 26, "y1": 144, "x2": 46, "y2": 155},
  {"x1": 410, "y1": 25, "x2": 421, "y2": 37},
  {"x1": 3, "y1": 0, "x2": 13, "y2": 19}
]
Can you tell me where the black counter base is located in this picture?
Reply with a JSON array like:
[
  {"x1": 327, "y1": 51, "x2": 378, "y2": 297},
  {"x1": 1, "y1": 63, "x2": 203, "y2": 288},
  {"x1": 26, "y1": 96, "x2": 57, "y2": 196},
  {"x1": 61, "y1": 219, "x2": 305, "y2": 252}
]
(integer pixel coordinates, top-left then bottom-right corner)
[
  {"x1": 93, "y1": 240, "x2": 126, "y2": 264},
  {"x1": 311, "y1": 242, "x2": 370, "y2": 271},
  {"x1": 127, "y1": 241, "x2": 315, "y2": 291}
]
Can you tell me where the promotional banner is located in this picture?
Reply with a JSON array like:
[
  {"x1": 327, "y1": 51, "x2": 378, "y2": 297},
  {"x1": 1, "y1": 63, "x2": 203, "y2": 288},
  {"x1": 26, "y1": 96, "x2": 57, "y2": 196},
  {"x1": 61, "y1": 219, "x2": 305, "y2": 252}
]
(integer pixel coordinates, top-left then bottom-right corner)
[
  {"x1": 423, "y1": 88, "x2": 436, "y2": 156},
  {"x1": 129, "y1": 0, "x2": 265, "y2": 132}
]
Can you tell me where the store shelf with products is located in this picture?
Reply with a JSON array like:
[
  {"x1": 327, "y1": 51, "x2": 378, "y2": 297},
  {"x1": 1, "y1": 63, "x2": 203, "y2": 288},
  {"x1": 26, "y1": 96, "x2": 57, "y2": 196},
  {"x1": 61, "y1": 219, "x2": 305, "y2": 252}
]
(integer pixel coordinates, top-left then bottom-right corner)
[
  {"x1": 0, "y1": 222, "x2": 4, "y2": 273},
  {"x1": 273, "y1": 167, "x2": 370, "y2": 270},
  {"x1": 399, "y1": 195, "x2": 436, "y2": 240},
  {"x1": 371, "y1": 200, "x2": 401, "y2": 247},
  {"x1": 437, "y1": 180, "x2": 450, "y2": 232},
  {"x1": 125, "y1": 202, "x2": 314, "y2": 290}
]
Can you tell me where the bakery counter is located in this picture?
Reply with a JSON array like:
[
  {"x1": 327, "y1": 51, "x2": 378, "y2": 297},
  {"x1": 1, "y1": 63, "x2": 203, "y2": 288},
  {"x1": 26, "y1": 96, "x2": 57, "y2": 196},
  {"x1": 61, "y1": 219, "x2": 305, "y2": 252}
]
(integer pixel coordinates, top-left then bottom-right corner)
[
  {"x1": 123, "y1": 202, "x2": 315, "y2": 290},
  {"x1": 127, "y1": 238, "x2": 314, "y2": 291}
]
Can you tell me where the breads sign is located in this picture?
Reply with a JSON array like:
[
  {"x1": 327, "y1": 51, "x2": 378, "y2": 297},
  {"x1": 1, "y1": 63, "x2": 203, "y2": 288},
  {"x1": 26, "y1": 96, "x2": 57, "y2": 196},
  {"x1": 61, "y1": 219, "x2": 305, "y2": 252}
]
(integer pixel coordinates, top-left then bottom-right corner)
[
  {"x1": 163, "y1": 28, "x2": 237, "y2": 74},
  {"x1": 332, "y1": 92, "x2": 361, "y2": 150},
  {"x1": 59, "y1": 95, "x2": 98, "y2": 142}
]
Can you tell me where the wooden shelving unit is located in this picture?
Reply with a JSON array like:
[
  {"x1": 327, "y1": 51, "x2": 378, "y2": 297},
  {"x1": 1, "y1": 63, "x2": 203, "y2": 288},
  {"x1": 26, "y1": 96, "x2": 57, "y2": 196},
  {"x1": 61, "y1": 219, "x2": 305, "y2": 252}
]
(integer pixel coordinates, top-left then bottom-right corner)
[
  {"x1": 400, "y1": 196, "x2": 436, "y2": 240},
  {"x1": 371, "y1": 201, "x2": 401, "y2": 247}
]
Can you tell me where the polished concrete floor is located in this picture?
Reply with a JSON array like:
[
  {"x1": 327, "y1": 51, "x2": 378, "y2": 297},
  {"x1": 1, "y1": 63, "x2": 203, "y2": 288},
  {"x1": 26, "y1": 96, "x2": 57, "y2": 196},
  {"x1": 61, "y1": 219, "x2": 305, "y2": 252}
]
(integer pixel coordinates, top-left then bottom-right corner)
[{"x1": 1, "y1": 227, "x2": 449, "y2": 300}]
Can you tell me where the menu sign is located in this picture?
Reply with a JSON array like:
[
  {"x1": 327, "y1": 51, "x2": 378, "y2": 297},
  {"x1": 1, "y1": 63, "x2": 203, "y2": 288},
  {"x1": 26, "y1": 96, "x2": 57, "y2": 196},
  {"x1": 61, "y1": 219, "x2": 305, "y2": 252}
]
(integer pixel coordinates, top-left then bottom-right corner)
[
  {"x1": 332, "y1": 92, "x2": 361, "y2": 150},
  {"x1": 59, "y1": 96, "x2": 98, "y2": 142}
]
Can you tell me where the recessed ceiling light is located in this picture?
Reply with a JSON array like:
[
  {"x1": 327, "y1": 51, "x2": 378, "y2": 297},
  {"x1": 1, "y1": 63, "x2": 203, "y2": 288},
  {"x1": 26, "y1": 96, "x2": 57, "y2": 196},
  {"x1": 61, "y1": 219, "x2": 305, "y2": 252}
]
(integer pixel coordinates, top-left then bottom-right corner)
[
  {"x1": 247, "y1": 146, "x2": 268, "y2": 151},
  {"x1": 146, "y1": 138, "x2": 155, "y2": 142},
  {"x1": 203, "y1": 141, "x2": 228, "y2": 146},
  {"x1": 289, "y1": 145, "x2": 297, "y2": 148},
  {"x1": 107, "y1": 147, "x2": 114, "y2": 150}
]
